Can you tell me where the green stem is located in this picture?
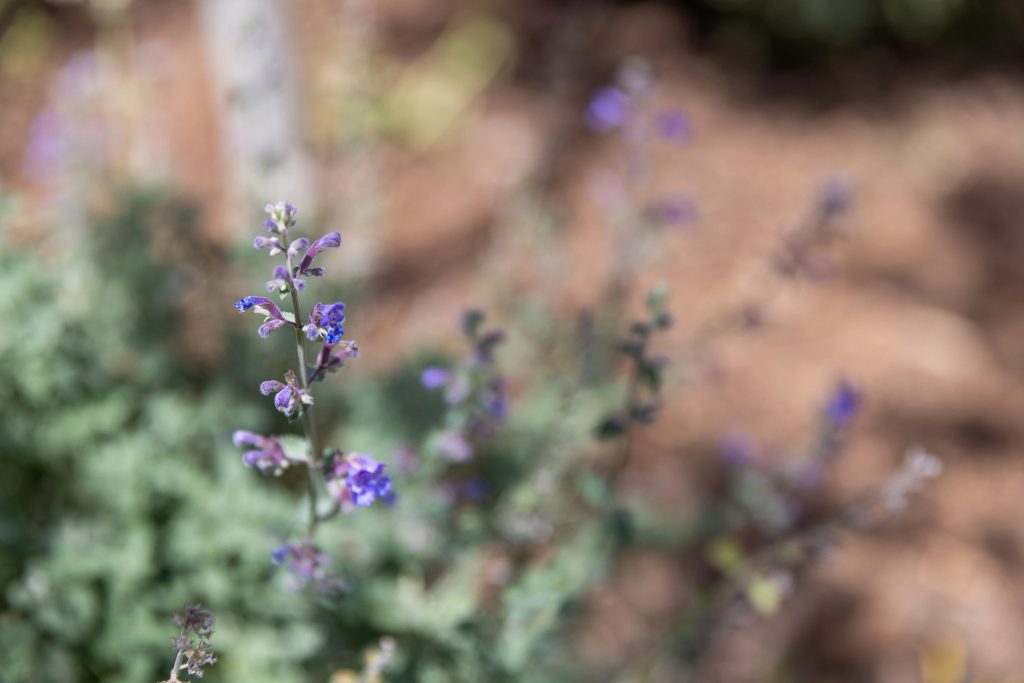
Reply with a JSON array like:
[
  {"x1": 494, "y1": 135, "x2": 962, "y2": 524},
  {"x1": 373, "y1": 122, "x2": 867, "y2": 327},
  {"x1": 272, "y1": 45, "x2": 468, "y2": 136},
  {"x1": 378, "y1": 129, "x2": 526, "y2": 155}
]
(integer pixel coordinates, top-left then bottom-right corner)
[
  {"x1": 168, "y1": 626, "x2": 187, "y2": 681},
  {"x1": 281, "y1": 234, "x2": 323, "y2": 540}
]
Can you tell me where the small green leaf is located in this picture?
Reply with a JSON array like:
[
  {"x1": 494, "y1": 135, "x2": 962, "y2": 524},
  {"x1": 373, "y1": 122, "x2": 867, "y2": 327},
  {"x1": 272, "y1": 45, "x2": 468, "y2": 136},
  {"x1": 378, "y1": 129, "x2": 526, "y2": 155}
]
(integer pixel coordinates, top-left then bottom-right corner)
[{"x1": 276, "y1": 435, "x2": 311, "y2": 462}]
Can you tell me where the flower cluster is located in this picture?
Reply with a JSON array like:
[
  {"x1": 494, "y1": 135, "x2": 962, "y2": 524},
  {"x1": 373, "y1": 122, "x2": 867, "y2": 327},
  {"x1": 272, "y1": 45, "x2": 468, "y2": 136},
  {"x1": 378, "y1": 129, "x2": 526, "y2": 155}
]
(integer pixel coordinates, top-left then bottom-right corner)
[
  {"x1": 162, "y1": 604, "x2": 216, "y2": 682},
  {"x1": 421, "y1": 309, "x2": 507, "y2": 462},
  {"x1": 260, "y1": 369, "x2": 313, "y2": 417},
  {"x1": 231, "y1": 202, "x2": 393, "y2": 576},
  {"x1": 325, "y1": 451, "x2": 396, "y2": 509},
  {"x1": 303, "y1": 301, "x2": 347, "y2": 343}
]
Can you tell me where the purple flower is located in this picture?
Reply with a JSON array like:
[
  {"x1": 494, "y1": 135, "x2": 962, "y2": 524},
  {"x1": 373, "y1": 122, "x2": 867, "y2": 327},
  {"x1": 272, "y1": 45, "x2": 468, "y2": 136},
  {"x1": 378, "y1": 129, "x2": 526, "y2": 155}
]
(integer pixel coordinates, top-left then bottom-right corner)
[
  {"x1": 656, "y1": 110, "x2": 693, "y2": 141},
  {"x1": 303, "y1": 301, "x2": 346, "y2": 344},
  {"x1": 346, "y1": 455, "x2": 395, "y2": 507},
  {"x1": 421, "y1": 366, "x2": 451, "y2": 390},
  {"x1": 295, "y1": 231, "x2": 341, "y2": 279},
  {"x1": 234, "y1": 296, "x2": 291, "y2": 338},
  {"x1": 259, "y1": 369, "x2": 313, "y2": 417},
  {"x1": 326, "y1": 452, "x2": 395, "y2": 509},
  {"x1": 586, "y1": 87, "x2": 631, "y2": 133},
  {"x1": 824, "y1": 380, "x2": 861, "y2": 428},
  {"x1": 232, "y1": 430, "x2": 293, "y2": 475}
]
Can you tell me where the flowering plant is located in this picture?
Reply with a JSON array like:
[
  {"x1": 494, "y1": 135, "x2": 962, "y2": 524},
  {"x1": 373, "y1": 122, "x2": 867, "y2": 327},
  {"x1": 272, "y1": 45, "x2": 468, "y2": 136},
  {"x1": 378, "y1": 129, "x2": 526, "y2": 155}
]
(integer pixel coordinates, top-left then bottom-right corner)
[{"x1": 232, "y1": 202, "x2": 393, "y2": 586}]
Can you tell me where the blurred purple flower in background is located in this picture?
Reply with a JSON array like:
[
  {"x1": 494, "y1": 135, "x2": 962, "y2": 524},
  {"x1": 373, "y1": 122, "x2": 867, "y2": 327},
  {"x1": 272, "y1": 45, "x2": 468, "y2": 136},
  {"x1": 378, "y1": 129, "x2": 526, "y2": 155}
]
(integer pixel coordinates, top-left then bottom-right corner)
[
  {"x1": 421, "y1": 366, "x2": 452, "y2": 390},
  {"x1": 656, "y1": 110, "x2": 694, "y2": 141},
  {"x1": 586, "y1": 87, "x2": 632, "y2": 133},
  {"x1": 272, "y1": 542, "x2": 332, "y2": 589},
  {"x1": 824, "y1": 380, "x2": 862, "y2": 428},
  {"x1": 645, "y1": 197, "x2": 698, "y2": 228}
]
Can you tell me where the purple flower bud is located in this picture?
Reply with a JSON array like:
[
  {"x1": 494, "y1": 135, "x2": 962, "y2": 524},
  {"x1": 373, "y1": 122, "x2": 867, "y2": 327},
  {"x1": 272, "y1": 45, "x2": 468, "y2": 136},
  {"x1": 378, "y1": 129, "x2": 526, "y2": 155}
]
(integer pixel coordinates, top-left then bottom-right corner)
[
  {"x1": 586, "y1": 87, "x2": 631, "y2": 133},
  {"x1": 232, "y1": 430, "x2": 261, "y2": 448},
  {"x1": 232, "y1": 430, "x2": 291, "y2": 475},
  {"x1": 287, "y1": 237, "x2": 309, "y2": 257},
  {"x1": 260, "y1": 380, "x2": 285, "y2": 396},
  {"x1": 274, "y1": 386, "x2": 295, "y2": 413},
  {"x1": 253, "y1": 235, "x2": 276, "y2": 249},
  {"x1": 421, "y1": 367, "x2": 451, "y2": 390}
]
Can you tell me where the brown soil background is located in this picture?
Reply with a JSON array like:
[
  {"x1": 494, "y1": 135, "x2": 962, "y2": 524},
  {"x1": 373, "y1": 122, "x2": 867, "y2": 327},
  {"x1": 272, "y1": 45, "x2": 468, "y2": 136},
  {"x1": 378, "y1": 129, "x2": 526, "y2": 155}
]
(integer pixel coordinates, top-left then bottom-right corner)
[{"x1": 5, "y1": 0, "x2": 1024, "y2": 680}]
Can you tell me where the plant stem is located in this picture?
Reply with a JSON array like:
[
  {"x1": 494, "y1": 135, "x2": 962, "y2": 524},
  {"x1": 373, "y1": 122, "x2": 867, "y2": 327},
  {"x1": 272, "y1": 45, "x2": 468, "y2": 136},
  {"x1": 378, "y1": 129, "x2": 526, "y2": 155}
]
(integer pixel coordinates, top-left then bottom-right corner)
[
  {"x1": 606, "y1": 348, "x2": 641, "y2": 500},
  {"x1": 281, "y1": 234, "x2": 323, "y2": 539},
  {"x1": 168, "y1": 627, "x2": 187, "y2": 681}
]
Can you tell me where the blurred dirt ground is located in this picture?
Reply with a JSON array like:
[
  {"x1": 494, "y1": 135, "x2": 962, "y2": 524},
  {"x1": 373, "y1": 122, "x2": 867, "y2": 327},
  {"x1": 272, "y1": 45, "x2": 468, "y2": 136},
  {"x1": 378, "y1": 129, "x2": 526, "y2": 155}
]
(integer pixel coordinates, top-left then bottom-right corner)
[{"x1": 5, "y1": 0, "x2": 1024, "y2": 680}]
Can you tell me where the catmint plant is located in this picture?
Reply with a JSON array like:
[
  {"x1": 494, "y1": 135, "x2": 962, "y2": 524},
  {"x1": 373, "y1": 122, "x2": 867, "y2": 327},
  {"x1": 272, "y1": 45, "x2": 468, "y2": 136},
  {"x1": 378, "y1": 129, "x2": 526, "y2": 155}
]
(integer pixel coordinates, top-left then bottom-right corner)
[
  {"x1": 160, "y1": 604, "x2": 216, "y2": 682},
  {"x1": 420, "y1": 309, "x2": 507, "y2": 462},
  {"x1": 232, "y1": 201, "x2": 393, "y2": 585}
]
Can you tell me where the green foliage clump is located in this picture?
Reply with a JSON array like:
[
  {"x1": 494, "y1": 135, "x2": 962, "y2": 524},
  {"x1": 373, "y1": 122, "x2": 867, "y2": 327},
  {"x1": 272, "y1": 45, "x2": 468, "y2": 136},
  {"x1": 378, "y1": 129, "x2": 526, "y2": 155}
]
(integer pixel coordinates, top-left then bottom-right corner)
[{"x1": 0, "y1": 188, "x2": 318, "y2": 683}]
